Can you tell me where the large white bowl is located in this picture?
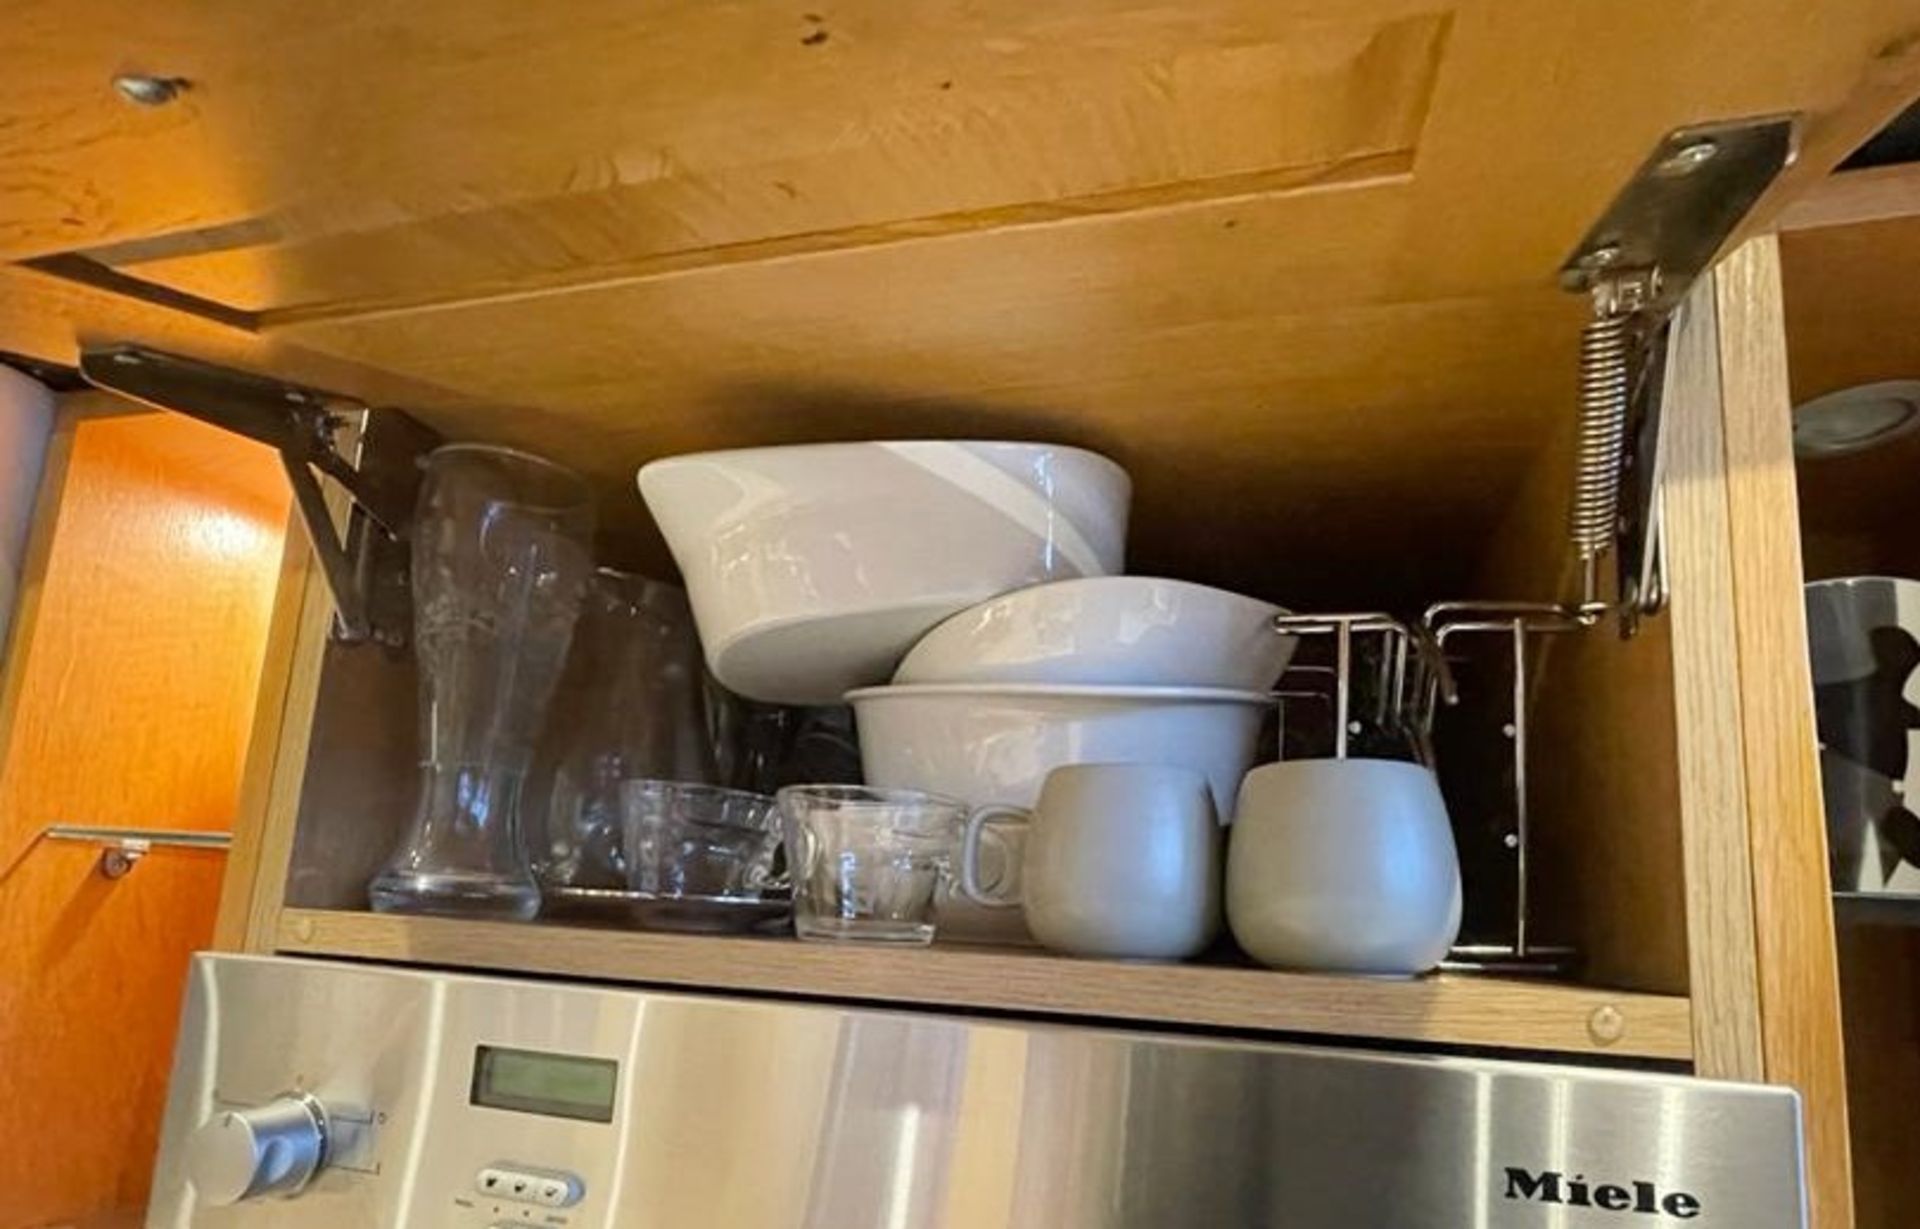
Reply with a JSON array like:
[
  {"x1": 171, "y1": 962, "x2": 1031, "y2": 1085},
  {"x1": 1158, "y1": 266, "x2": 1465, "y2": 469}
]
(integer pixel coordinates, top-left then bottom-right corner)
[
  {"x1": 845, "y1": 682, "x2": 1272, "y2": 816},
  {"x1": 894, "y1": 576, "x2": 1296, "y2": 690},
  {"x1": 639, "y1": 442, "x2": 1129, "y2": 705}
]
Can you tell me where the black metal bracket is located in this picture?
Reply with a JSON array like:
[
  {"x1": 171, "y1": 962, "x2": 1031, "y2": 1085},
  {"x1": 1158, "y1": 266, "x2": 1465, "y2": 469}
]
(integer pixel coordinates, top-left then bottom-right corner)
[
  {"x1": 78, "y1": 344, "x2": 442, "y2": 649},
  {"x1": 1557, "y1": 114, "x2": 1799, "y2": 634}
]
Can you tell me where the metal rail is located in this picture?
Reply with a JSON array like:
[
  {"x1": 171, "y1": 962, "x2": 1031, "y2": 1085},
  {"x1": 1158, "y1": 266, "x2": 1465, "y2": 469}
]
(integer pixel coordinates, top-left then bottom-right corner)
[{"x1": 39, "y1": 824, "x2": 231, "y2": 878}]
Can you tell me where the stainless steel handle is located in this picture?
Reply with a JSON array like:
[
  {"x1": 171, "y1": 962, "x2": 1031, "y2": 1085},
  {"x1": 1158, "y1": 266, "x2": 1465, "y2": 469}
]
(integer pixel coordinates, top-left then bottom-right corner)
[{"x1": 41, "y1": 824, "x2": 231, "y2": 879}]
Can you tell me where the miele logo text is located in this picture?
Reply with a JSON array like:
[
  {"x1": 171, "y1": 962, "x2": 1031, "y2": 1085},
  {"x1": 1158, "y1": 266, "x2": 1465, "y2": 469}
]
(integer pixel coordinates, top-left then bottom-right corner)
[{"x1": 1503, "y1": 1168, "x2": 1702, "y2": 1219}]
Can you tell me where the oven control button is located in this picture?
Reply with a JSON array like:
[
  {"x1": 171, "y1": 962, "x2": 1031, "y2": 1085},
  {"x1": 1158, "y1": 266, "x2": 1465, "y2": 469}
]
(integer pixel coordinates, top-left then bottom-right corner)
[
  {"x1": 477, "y1": 1165, "x2": 583, "y2": 1208},
  {"x1": 188, "y1": 1092, "x2": 332, "y2": 1204}
]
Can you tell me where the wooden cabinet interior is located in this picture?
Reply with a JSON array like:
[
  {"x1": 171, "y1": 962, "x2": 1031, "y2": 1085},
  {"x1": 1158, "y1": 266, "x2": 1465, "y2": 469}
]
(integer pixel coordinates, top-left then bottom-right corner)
[{"x1": 230, "y1": 250, "x2": 1809, "y2": 1070}]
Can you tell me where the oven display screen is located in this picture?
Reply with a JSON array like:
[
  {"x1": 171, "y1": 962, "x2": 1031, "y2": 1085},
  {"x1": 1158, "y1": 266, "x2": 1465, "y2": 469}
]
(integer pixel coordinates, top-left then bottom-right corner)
[{"x1": 471, "y1": 1046, "x2": 618, "y2": 1123}]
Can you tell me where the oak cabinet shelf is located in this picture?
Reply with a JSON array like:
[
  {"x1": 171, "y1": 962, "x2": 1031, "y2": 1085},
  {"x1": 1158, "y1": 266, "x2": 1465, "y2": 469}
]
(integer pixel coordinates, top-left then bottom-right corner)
[{"x1": 274, "y1": 908, "x2": 1694, "y2": 1062}]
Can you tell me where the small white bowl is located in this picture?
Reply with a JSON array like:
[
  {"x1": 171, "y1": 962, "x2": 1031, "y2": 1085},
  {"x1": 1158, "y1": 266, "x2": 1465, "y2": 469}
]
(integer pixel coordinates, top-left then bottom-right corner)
[
  {"x1": 638, "y1": 441, "x2": 1129, "y2": 705},
  {"x1": 894, "y1": 576, "x2": 1295, "y2": 691},
  {"x1": 845, "y1": 682, "x2": 1273, "y2": 816}
]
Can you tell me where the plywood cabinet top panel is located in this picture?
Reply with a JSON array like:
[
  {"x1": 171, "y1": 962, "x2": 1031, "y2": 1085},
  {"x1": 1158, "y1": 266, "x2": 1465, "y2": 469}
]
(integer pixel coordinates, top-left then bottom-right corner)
[
  {"x1": 3, "y1": 1, "x2": 1915, "y2": 315},
  {"x1": 1, "y1": 0, "x2": 1449, "y2": 293}
]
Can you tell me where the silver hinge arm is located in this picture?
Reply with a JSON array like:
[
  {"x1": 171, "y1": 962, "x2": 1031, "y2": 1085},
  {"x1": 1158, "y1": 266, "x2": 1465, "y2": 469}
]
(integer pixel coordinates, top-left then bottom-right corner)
[{"x1": 77, "y1": 344, "x2": 441, "y2": 648}]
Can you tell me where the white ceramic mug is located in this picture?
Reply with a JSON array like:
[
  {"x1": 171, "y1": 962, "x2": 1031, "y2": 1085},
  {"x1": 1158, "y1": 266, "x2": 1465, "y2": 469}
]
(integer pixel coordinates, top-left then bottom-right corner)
[
  {"x1": 959, "y1": 763, "x2": 1221, "y2": 960},
  {"x1": 1226, "y1": 758, "x2": 1462, "y2": 976}
]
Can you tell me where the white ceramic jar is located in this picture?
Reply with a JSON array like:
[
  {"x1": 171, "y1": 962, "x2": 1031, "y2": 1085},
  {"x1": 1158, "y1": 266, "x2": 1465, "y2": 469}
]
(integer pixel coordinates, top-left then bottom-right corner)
[{"x1": 1226, "y1": 759, "x2": 1462, "y2": 976}]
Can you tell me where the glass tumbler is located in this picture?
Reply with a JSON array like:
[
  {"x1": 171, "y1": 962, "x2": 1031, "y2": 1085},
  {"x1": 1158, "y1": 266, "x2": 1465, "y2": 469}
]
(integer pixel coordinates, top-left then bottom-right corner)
[
  {"x1": 622, "y1": 780, "x2": 782, "y2": 898},
  {"x1": 526, "y1": 571, "x2": 715, "y2": 890},
  {"x1": 778, "y1": 785, "x2": 966, "y2": 944},
  {"x1": 369, "y1": 444, "x2": 596, "y2": 920}
]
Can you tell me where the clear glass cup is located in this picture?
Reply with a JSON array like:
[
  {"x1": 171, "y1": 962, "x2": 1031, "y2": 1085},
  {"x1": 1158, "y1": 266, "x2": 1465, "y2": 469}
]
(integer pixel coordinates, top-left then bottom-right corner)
[
  {"x1": 369, "y1": 444, "x2": 596, "y2": 920},
  {"x1": 621, "y1": 780, "x2": 782, "y2": 898},
  {"x1": 777, "y1": 785, "x2": 966, "y2": 945},
  {"x1": 526, "y1": 571, "x2": 715, "y2": 890}
]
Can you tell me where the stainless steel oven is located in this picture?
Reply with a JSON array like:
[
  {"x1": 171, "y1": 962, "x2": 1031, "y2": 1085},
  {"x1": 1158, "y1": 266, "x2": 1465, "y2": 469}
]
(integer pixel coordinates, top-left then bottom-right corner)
[{"x1": 147, "y1": 953, "x2": 1805, "y2": 1227}]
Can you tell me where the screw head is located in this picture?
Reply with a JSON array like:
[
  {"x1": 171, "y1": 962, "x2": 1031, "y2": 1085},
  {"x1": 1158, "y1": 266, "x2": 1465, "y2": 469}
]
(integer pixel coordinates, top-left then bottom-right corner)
[
  {"x1": 1503, "y1": 833, "x2": 1520, "y2": 850},
  {"x1": 1656, "y1": 139, "x2": 1720, "y2": 177},
  {"x1": 112, "y1": 74, "x2": 186, "y2": 107},
  {"x1": 1577, "y1": 242, "x2": 1623, "y2": 272},
  {"x1": 1587, "y1": 1004, "x2": 1627, "y2": 1046}
]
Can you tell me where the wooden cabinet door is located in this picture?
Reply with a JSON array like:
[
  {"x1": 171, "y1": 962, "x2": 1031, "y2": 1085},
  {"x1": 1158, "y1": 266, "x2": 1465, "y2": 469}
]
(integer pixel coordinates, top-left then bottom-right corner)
[{"x1": 0, "y1": 401, "x2": 289, "y2": 1228}]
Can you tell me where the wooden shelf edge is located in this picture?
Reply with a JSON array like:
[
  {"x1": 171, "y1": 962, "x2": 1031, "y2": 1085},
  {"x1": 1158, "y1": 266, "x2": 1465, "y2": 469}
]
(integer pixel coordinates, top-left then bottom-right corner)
[
  {"x1": 275, "y1": 908, "x2": 1693, "y2": 1062},
  {"x1": 1776, "y1": 163, "x2": 1920, "y2": 234}
]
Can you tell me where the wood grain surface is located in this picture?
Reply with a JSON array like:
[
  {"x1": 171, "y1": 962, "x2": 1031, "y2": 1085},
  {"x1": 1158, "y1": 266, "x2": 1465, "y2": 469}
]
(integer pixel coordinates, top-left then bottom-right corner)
[
  {"x1": 1714, "y1": 237, "x2": 1856, "y2": 1229},
  {"x1": 0, "y1": 1, "x2": 1905, "y2": 314},
  {"x1": 276, "y1": 907, "x2": 1695, "y2": 1061},
  {"x1": 0, "y1": 0, "x2": 1449, "y2": 280},
  {"x1": 0, "y1": 407, "x2": 289, "y2": 1227},
  {"x1": 1659, "y1": 274, "x2": 1768, "y2": 1079}
]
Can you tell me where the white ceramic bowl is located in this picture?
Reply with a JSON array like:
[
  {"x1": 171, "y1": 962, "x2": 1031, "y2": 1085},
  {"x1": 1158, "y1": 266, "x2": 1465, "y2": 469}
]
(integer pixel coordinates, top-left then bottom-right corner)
[
  {"x1": 638, "y1": 441, "x2": 1130, "y2": 705},
  {"x1": 894, "y1": 576, "x2": 1296, "y2": 690},
  {"x1": 845, "y1": 682, "x2": 1272, "y2": 816}
]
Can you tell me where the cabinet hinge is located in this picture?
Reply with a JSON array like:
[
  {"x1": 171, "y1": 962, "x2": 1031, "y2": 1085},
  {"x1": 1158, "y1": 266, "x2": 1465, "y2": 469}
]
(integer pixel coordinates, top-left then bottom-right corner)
[
  {"x1": 1558, "y1": 114, "x2": 1798, "y2": 635},
  {"x1": 78, "y1": 344, "x2": 442, "y2": 649}
]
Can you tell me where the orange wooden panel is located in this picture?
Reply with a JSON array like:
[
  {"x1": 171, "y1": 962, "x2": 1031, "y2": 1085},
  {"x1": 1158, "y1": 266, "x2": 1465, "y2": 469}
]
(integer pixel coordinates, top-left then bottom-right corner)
[{"x1": 0, "y1": 409, "x2": 288, "y2": 1228}]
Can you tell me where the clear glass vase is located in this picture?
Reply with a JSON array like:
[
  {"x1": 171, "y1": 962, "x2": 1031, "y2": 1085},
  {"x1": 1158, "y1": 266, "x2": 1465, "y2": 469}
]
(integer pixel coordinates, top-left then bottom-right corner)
[
  {"x1": 369, "y1": 444, "x2": 595, "y2": 919},
  {"x1": 525, "y1": 569, "x2": 716, "y2": 891}
]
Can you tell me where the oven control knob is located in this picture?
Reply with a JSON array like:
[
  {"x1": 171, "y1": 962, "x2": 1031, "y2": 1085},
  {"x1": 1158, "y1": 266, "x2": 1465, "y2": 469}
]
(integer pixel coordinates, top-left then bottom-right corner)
[{"x1": 188, "y1": 1092, "x2": 331, "y2": 1204}]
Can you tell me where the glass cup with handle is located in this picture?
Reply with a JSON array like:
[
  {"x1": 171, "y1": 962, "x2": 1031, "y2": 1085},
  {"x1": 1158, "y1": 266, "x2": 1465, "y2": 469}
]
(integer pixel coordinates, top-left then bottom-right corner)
[
  {"x1": 777, "y1": 785, "x2": 967, "y2": 944},
  {"x1": 959, "y1": 763, "x2": 1222, "y2": 961}
]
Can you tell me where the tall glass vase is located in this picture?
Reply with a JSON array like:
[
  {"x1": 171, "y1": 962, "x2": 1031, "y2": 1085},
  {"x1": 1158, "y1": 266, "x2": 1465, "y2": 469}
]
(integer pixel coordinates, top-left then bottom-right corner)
[{"x1": 369, "y1": 444, "x2": 595, "y2": 919}]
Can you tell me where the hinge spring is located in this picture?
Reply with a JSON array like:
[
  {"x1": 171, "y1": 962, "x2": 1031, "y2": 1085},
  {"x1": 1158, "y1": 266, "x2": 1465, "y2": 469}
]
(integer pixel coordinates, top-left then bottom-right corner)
[{"x1": 1570, "y1": 308, "x2": 1631, "y2": 560}]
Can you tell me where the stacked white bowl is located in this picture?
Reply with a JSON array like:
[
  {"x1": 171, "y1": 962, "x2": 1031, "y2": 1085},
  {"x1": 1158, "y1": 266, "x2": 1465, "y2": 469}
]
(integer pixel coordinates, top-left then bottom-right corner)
[{"x1": 850, "y1": 577, "x2": 1290, "y2": 818}]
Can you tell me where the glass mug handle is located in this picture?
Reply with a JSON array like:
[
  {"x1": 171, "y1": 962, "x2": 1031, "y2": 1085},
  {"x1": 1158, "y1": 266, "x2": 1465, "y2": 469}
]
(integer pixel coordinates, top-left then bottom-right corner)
[
  {"x1": 752, "y1": 826, "x2": 799, "y2": 894},
  {"x1": 745, "y1": 860, "x2": 790, "y2": 893},
  {"x1": 959, "y1": 804, "x2": 1028, "y2": 909}
]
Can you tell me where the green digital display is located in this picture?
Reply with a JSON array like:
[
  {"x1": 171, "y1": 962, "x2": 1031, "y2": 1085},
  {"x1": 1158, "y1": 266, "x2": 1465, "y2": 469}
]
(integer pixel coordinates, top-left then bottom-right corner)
[{"x1": 471, "y1": 1046, "x2": 618, "y2": 1123}]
